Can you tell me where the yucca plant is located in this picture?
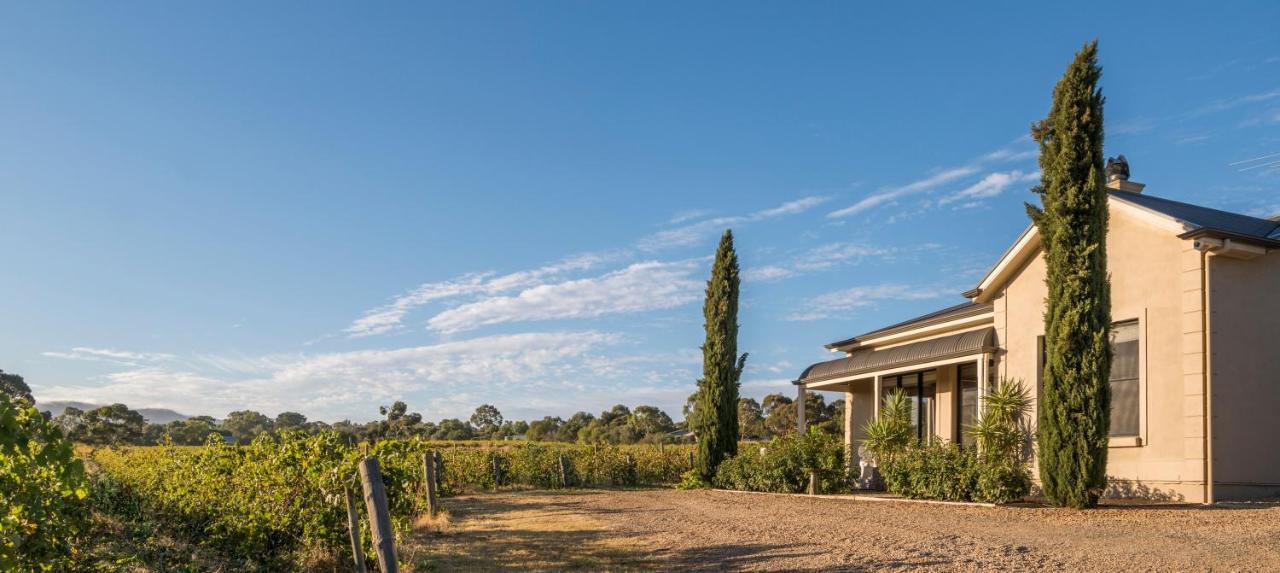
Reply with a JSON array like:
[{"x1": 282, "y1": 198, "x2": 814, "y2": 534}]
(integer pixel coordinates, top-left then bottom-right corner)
[
  {"x1": 862, "y1": 390, "x2": 913, "y2": 466},
  {"x1": 968, "y1": 379, "x2": 1033, "y2": 503}
]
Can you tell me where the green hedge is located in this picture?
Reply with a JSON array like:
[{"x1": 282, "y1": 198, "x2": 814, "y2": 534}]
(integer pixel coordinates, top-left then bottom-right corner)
[{"x1": 712, "y1": 429, "x2": 846, "y2": 494}]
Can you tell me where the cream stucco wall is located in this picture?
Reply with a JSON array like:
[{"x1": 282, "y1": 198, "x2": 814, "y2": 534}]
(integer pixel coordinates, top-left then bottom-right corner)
[
  {"x1": 991, "y1": 202, "x2": 1207, "y2": 502},
  {"x1": 1203, "y1": 250, "x2": 1280, "y2": 499}
]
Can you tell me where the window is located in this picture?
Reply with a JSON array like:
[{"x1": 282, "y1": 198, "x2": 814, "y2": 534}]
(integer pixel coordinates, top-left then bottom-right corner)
[
  {"x1": 957, "y1": 363, "x2": 979, "y2": 447},
  {"x1": 1109, "y1": 321, "x2": 1140, "y2": 438}
]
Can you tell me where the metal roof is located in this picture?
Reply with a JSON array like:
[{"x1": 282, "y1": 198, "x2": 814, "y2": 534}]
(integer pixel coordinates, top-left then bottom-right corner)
[
  {"x1": 798, "y1": 327, "x2": 995, "y2": 385},
  {"x1": 1110, "y1": 190, "x2": 1280, "y2": 241},
  {"x1": 824, "y1": 302, "x2": 992, "y2": 349}
]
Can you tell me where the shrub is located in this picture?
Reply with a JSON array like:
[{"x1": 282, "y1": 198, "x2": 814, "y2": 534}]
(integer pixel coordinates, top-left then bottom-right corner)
[
  {"x1": 0, "y1": 394, "x2": 90, "y2": 571},
  {"x1": 870, "y1": 380, "x2": 1032, "y2": 504},
  {"x1": 862, "y1": 390, "x2": 913, "y2": 468},
  {"x1": 971, "y1": 380, "x2": 1033, "y2": 503},
  {"x1": 712, "y1": 428, "x2": 846, "y2": 494},
  {"x1": 884, "y1": 442, "x2": 978, "y2": 502}
]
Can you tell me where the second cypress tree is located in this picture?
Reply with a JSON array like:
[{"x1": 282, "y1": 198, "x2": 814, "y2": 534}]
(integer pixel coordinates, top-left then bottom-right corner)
[
  {"x1": 694, "y1": 230, "x2": 748, "y2": 483},
  {"x1": 1028, "y1": 40, "x2": 1113, "y2": 508}
]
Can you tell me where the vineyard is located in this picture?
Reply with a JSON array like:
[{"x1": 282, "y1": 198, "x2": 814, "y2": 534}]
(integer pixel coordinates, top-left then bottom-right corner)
[{"x1": 85, "y1": 431, "x2": 696, "y2": 571}]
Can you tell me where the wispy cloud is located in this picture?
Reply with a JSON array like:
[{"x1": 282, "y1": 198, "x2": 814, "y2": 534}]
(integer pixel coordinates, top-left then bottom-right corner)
[
  {"x1": 36, "y1": 331, "x2": 627, "y2": 420},
  {"x1": 827, "y1": 167, "x2": 979, "y2": 218},
  {"x1": 939, "y1": 170, "x2": 1040, "y2": 206},
  {"x1": 668, "y1": 209, "x2": 713, "y2": 224},
  {"x1": 786, "y1": 283, "x2": 956, "y2": 321},
  {"x1": 42, "y1": 347, "x2": 175, "y2": 366},
  {"x1": 742, "y1": 265, "x2": 797, "y2": 282},
  {"x1": 743, "y1": 241, "x2": 936, "y2": 283},
  {"x1": 640, "y1": 196, "x2": 830, "y2": 250},
  {"x1": 827, "y1": 138, "x2": 1039, "y2": 219},
  {"x1": 426, "y1": 260, "x2": 704, "y2": 333},
  {"x1": 346, "y1": 251, "x2": 620, "y2": 337}
]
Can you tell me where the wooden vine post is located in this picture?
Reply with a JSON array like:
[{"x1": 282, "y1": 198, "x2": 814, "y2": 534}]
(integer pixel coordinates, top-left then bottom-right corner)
[
  {"x1": 358, "y1": 457, "x2": 398, "y2": 573},
  {"x1": 344, "y1": 487, "x2": 368, "y2": 573},
  {"x1": 491, "y1": 454, "x2": 502, "y2": 487},
  {"x1": 558, "y1": 455, "x2": 570, "y2": 487},
  {"x1": 423, "y1": 452, "x2": 439, "y2": 518}
]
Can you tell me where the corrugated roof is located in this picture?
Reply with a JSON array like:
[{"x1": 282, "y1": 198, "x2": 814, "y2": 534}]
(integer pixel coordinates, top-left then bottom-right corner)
[
  {"x1": 799, "y1": 327, "x2": 995, "y2": 385},
  {"x1": 1110, "y1": 190, "x2": 1280, "y2": 240},
  {"x1": 825, "y1": 302, "x2": 991, "y2": 349}
]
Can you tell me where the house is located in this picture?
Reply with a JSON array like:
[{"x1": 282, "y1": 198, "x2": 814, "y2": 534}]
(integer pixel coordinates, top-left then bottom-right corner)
[{"x1": 793, "y1": 166, "x2": 1280, "y2": 503}]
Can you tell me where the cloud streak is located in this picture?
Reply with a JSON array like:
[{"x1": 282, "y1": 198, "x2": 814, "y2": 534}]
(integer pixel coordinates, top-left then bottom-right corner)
[
  {"x1": 426, "y1": 260, "x2": 704, "y2": 333},
  {"x1": 42, "y1": 347, "x2": 175, "y2": 366},
  {"x1": 346, "y1": 252, "x2": 620, "y2": 337},
  {"x1": 939, "y1": 170, "x2": 1040, "y2": 206},
  {"x1": 36, "y1": 331, "x2": 629, "y2": 421},
  {"x1": 827, "y1": 138, "x2": 1039, "y2": 219},
  {"x1": 787, "y1": 283, "x2": 956, "y2": 321},
  {"x1": 640, "y1": 196, "x2": 830, "y2": 250}
]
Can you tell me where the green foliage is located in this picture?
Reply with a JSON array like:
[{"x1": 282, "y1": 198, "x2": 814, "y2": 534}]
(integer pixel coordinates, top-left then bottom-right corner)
[
  {"x1": 713, "y1": 428, "x2": 846, "y2": 494},
  {"x1": 91, "y1": 431, "x2": 356, "y2": 570},
  {"x1": 222, "y1": 410, "x2": 274, "y2": 444},
  {"x1": 469, "y1": 404, "x2": 503, "y2": 436},
  {"x1": 972, "y1": 381, "x2": 1033, "y2": 504},
  {"x1": 0, "y1": 370, "x2": 33, "y2": 404},
  {"x1": 871, "y1": 381, "x2": 1032, "y2": 504},
  {"x1": 676, "y1": 469, "x2": 711, "y2": 490},
  {"x1": 881, "y1": 442, "x2": 978, "y2": 502},
  {"x1": 694, "y1": 230, "x2": 748, "y2": 481},
  {"x1": 74, "y1": 403, "x2": 146, "y2": 446},
  {"x1": 0, "y1": 394, "x2": 90, "y2": 571},
  {"x1": 1027, "y1": 40, "x2": 1113, "y2": 509},
  {"x1": 737, "y1": 398, "x2": 766, "y2": 440},
  {"x1": 862, "y1": 390, "x2": 914, "y2": 465},
  {"x1": 88, "y1": 435, "x2": 697, "y2": 568}
]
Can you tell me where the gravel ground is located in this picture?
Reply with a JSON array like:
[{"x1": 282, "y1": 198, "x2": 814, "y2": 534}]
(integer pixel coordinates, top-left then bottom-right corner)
[{"x1": 422, "y1": 489, "x2": 1280, "y2": 572}]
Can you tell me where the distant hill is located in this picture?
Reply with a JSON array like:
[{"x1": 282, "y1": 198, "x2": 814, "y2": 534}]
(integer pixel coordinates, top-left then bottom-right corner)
[{"x1": 36, "y1": 400, "x2": 194, "y2": 424}]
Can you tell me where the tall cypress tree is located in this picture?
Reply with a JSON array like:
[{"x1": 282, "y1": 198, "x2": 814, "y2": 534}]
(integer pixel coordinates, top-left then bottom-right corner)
[
  {"x1": 694, "y1": 230, "x2": 748, "y2": 482},
  {"x1": 1028, "y1": 40, "x2": 1113, "y2": 508}
]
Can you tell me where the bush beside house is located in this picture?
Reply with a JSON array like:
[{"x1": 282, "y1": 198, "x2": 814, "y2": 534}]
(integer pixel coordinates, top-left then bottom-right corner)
[
  {"x1": 713, "y1": 428, "x2": 846, "y2": 494},
  {"x1": 867, "y1": 382, "x2": 1033, "y2": 504}
]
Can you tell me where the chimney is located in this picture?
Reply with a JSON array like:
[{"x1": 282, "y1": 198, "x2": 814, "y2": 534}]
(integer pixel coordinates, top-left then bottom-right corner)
[{"x1": 1104, "y1": 154, "x2": 1145, "y2": 193}]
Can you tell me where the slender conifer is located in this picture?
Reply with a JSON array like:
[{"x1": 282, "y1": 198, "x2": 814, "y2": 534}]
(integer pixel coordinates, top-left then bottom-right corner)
[
  {"x1": 694, "y1": 230, "x2": 748, "y2": 482},
  {"x1": 1028, "y1": 40, "x2": 1113, "y2": 508}
]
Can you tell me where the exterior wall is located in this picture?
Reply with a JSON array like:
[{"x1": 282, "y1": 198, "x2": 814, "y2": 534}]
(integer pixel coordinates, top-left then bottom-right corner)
[
  {"x1": 1205, "y1": 250, "x2": 1280, "y2": 499},
  {"x1": 992, "y1": 204, "x2": 1207, "y2": 502}
]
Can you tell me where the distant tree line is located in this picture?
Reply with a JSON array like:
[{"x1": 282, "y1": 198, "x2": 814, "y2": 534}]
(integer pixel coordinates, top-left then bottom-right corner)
[
  {"x1": 4, "y1": 368, "x2": 846, "y2": 447},
  {"x1": 697, "y1": 391, "x2": 846, "y2": 443}
]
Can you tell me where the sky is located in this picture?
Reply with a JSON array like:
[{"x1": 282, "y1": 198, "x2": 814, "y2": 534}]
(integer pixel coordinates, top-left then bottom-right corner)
[{"x1": 3, "y1": 3, "x2": 1278, "y2": 423}]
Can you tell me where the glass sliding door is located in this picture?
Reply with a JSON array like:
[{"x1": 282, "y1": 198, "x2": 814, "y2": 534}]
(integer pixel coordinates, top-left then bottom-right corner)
[
  {"x1": 957, "y1": 363, "x2": 979, "y2": 447},
  {"x1": 878, "y1": 370, "x2": 939, "y2": 442}
]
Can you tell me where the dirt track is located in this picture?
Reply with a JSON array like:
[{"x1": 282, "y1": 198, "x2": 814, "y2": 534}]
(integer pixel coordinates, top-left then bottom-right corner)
[{"x1": 411, "y1": 489, "x2": 1280, "y2": 571}]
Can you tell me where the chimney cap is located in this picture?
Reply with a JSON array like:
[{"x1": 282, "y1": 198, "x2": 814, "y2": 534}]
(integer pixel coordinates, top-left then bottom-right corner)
[{"x1": 1105, "y1": 155, "x2": 1130, "y2": 182}]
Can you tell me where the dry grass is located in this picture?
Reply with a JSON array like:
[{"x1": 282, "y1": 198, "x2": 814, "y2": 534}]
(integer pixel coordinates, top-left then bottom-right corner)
[
  {"x1": 403, "y1": 491, "x2": 655, "y2": 572},
  {"x1": 403, "y1": 488, "x2": 1280, "y2": 572}
]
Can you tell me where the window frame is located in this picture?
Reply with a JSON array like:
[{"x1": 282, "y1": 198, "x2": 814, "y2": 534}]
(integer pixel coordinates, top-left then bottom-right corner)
[
  {"x1": 1037, "y1": 316, "x2": 1146, "y2": 448},
  {"x1": 1107, "y1": 317, "x2": 1145, "y2": 447}
]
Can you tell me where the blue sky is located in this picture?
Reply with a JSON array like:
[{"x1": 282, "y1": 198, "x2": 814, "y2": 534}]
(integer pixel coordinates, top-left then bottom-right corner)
[{"x1": 3, "y1": 3, "x2": 1277, "y2": 422}]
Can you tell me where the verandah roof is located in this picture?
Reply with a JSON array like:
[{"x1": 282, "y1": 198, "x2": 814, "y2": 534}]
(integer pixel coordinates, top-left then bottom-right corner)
[{"x1": 796, "y1": 327, "x2": 996, "y2": 385}]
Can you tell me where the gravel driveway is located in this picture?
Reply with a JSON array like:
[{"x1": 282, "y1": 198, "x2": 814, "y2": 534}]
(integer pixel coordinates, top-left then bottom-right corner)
[{"x1": 415, "y1": 489, "x2": 1280, "y2": 572}]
